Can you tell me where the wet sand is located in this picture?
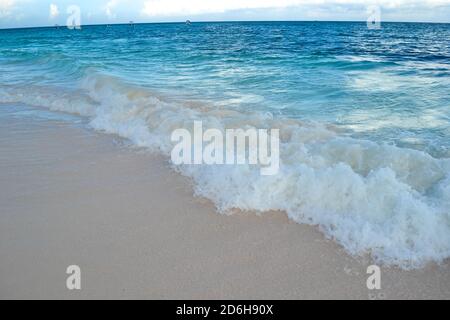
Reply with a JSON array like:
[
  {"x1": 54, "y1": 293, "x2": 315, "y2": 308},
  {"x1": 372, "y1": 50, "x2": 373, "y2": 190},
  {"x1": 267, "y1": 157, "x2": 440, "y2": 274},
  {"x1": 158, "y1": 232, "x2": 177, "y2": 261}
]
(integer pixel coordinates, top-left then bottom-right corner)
[{"x1": 0, "y1": 105, "x2": 449, "y2": 300}]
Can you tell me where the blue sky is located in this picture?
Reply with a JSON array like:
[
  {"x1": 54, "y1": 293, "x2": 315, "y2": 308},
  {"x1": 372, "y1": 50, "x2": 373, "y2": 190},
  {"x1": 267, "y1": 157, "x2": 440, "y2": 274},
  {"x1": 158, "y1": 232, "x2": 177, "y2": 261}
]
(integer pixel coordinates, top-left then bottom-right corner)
[{"x1": 1, "y1": 0, "x2": 450, "y2": 29}]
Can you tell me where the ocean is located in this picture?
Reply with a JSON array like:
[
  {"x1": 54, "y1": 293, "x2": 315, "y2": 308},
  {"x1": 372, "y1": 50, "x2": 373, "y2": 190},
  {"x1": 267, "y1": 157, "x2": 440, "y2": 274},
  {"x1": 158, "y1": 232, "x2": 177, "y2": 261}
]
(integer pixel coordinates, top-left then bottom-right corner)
[{"x1": 1, "y1": 21, "x2": 449, "y2": 268}]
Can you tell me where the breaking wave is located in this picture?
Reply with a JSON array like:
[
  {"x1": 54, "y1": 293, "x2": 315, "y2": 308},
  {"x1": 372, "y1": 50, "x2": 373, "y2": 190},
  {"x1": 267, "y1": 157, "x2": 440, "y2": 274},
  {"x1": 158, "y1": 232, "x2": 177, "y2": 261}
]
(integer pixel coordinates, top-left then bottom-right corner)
[{"x1": 1, "y1": 73, "x2": 450, "y2": 269}]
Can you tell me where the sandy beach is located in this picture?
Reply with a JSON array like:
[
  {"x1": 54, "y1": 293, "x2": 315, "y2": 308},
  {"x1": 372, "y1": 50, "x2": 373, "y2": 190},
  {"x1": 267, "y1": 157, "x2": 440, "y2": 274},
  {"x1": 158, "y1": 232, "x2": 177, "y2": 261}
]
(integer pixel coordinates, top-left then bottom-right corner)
[{"x1": 0, "y1": 105, "x2": 448, "y2": 300}]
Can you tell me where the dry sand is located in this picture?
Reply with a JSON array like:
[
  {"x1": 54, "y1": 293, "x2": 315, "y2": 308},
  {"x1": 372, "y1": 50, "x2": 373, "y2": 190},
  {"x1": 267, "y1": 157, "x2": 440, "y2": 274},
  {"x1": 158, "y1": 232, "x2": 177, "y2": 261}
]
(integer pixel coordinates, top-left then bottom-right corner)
[{"x1": 0, "y1": 105, "x2": 449, "y2": 299}]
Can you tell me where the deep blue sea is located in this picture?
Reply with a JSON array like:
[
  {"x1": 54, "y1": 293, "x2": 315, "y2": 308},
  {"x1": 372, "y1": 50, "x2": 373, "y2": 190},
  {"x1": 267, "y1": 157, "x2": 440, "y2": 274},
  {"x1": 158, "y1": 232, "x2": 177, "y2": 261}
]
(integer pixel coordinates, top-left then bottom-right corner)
[{"x1": 1, "y1": 22, "x2": 450, "y2": 268}]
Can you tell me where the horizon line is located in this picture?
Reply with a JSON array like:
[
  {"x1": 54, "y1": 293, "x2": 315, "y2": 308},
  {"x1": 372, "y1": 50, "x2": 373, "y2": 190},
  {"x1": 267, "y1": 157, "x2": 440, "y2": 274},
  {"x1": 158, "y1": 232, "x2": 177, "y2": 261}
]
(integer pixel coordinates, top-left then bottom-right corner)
[{"x1": 1, "y1": 19, "x2": 450, "y2": 31}]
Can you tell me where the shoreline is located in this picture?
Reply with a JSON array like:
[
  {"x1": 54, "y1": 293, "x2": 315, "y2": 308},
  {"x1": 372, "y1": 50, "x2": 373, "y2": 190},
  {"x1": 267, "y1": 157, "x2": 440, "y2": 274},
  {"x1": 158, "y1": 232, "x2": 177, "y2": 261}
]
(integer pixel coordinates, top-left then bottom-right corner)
[{"x1": 0, "y1": 105, "x2": 449, "y2": 299}]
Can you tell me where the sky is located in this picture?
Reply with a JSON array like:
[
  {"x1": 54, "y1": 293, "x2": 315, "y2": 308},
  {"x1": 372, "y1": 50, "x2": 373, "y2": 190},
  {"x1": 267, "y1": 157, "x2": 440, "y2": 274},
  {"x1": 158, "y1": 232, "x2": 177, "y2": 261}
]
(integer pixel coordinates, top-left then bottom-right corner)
[{"x1": 1, "y1": 0, "x2": 450, "y2": 29}]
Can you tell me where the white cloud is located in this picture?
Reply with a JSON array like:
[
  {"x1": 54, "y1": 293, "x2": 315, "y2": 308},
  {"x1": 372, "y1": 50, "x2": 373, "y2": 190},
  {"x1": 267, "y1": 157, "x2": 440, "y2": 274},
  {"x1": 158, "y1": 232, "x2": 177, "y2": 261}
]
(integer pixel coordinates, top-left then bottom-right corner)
[
  {"x1": 0, "y1": 0, "x2": 15, "y2": 17},
  {"x1": 105, "y1": 0, "x2": 119, "y2": 19},
  {"x1": 141, "y1": 0, "x2": 450, "y2": 16},
  {"x1": 49, "y1": 4, "x2": 59, "y2": 19}
]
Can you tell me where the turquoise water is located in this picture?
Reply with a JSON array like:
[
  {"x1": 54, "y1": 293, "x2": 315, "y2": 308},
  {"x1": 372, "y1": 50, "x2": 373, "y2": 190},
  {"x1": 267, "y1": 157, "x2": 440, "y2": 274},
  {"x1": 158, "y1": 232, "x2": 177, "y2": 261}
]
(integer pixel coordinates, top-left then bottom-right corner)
[
  {"x1": 1, "y1": 22, "x2": 450, "y2": 268},
  {"x1": 1, "y1": 22, "x2": 450, "y2": 155}
]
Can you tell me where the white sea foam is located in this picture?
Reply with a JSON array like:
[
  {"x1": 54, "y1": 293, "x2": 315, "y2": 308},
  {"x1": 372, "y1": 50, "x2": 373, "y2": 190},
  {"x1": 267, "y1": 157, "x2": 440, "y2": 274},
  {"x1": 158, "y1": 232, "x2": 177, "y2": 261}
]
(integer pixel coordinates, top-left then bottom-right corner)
[{"x1": 1, "y1": 74, "x2": 449, "y2": 269}]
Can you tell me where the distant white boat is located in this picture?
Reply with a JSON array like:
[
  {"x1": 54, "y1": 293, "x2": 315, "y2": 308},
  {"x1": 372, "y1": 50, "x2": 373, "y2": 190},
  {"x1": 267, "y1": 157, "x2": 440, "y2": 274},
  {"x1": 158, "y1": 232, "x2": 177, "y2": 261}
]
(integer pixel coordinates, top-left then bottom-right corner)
[{"x1": 186, "y1": 20, "x2": 191, "y2": 25}]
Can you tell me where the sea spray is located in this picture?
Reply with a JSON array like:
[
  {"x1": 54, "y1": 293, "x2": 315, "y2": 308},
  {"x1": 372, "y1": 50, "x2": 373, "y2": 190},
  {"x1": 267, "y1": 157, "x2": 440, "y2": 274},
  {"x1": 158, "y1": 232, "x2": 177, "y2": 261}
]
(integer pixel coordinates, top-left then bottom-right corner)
[{"x1": 171, "y1": 121, "x2": 280, "y2": 176}]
